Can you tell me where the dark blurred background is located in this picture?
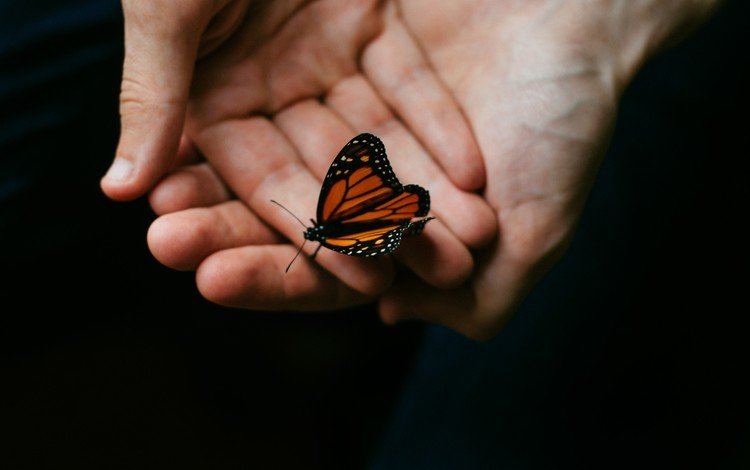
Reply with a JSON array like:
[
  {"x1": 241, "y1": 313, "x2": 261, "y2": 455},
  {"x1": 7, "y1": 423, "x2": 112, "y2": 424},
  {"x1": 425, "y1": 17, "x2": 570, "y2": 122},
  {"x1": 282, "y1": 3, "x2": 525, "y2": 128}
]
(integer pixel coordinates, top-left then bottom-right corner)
[{"x1": 1, "y1": 1, "x2": 748, "y2": 468}]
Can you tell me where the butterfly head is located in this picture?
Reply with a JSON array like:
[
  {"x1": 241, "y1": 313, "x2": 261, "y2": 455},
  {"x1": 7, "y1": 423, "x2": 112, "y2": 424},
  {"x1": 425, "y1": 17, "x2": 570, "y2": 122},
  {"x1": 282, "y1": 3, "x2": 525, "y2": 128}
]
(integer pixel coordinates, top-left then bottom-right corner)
[{"x1": 303, "y1": 223, "x2": 325, "y2": 242}]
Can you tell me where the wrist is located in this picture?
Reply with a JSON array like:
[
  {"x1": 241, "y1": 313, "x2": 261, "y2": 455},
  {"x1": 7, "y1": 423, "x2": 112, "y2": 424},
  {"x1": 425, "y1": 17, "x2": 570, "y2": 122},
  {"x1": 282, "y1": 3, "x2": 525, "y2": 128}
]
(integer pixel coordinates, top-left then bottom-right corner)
[{"x1": 605, "y1": 0, "x2": 724, "y2": 90}]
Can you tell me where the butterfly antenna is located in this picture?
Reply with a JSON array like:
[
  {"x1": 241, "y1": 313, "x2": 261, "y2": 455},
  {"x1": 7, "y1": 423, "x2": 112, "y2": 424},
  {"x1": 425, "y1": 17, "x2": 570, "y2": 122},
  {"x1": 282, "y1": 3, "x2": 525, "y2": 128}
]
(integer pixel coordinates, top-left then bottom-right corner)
[
  {"x1": 270, "y1": 200, "x2": 307, "y2": 229},
  {"x1": 286, "y1": 239, "x2": 307, "y2": 272}
]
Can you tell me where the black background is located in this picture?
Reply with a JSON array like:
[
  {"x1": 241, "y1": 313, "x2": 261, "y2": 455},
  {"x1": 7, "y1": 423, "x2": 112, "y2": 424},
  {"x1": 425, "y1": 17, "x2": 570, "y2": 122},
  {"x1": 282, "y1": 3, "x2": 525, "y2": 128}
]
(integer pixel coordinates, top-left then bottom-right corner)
[{"x1": 1, "y1": 1, "x2": 749, "y2": 468}]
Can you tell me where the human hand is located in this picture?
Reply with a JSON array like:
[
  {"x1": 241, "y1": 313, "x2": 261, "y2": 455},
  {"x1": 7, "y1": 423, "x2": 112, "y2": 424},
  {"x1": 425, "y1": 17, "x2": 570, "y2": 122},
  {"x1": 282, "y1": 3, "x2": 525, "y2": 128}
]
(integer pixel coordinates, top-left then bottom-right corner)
[
  {"x1": 123, "y1": 1, "x2": 496, "y2": 307},
  {"x1": 376, "y1": 0, "x2": 723, "y2": 339},
  {"x1": 101, "y1": 0, "x2": 254, "y2": 200},
  {"x1": 124, "y1": 0, "x2": 721, "y2": 338}
]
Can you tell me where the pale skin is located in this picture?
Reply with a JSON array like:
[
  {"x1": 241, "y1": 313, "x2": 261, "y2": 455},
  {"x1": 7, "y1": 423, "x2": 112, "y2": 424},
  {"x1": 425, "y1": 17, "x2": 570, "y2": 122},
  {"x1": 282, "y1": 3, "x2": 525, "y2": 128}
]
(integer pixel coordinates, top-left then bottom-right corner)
[{"x1": 103, "y1": 0, "x2": 722, "y2": 340}]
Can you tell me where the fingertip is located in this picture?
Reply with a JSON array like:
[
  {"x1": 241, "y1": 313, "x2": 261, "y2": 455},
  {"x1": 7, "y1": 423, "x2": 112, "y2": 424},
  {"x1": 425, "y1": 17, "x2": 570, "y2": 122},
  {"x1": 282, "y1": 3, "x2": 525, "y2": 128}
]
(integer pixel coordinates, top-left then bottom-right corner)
[
  {"x1": 466, "y1": 200, "x2": 498, "y2": 249},
  {"x1": 378, "y1": 294, "x2": 415, "y2": 325},
  {"x1": 148, "y1": 179, "x2": 178, "y2": 215},
  {"x1": 347, "y1": 260, "x2": 395, "y2": 297},
  {"x1": 455, "y1": 150, "x2": 486, "y2": 192},
  {"x1": 147, "y1": 215, "x2": 190, "y2": 270},
  {"x1": 360, "y1": 271, "x2": 395, "y2": 297},
  {"x1": 195, "y1": 252, "x2": 237, "y2": 307},
  {"x1": 195, "y1": 247, "x2": 282, "y2": 309},
  {"x1": 100, "y1": 157, "x2": 144, "y2": 201},
  {"x1": 147, "y1": 170, "x2": 190, "y2": 215},
  {"x1": 397, "y1": 224, "x2": 474, "y2": 289},
  {"x1": 448, "y1": 162, "x2": 485, "y2": 193},
  {"x1": 147, "y1": 212, "x2": 215, "y2": 271},
  {"x1": 442, "y1": 191, "x2": 498, "y2": 249},
  {"x1": 439, "y1": 129, "x2": 486, "y2": 192},
  {"x1": 101, "y1": 155, "x2": 175, "y2": 201},
  {"x1": 149, "y1": 164, "x2": 232, "y2": 215},
  {"x1": 437, "y1": 252, "x2": 473, "y2": 288},
  {"x1": 103, "y1": 157, "x2": 135, "y2": 183}
]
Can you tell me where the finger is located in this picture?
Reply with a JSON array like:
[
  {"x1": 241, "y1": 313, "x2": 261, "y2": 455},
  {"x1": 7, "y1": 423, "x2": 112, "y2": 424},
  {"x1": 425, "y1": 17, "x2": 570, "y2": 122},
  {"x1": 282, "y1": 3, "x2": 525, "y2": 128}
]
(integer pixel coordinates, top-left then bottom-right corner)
[
  {"x1": 380, "y1": 243, "x2": 541, "y2": 341},
  {"x1": 273, "y1": 99, "x2": 356, "y2": 179},
  {"x1": 148, "y1": 200, "x2": 282, "y2": 271},
  {"x1": 274, "y1": 98, "x2": 472, "y2": 288},
  {"x1": 362, "y1": 3, "x2": 485, "y2": 191},
  {"x1": 379, "y1": 274, "x2": 476, "y2": 327},
  {"x1": 193, "y1": 116, "x2": 395, "y2": 296},
  {"x1": 102, "y1": 2, "x2": 210, "y2": 201},
  {"x1": 172, "y1": 134, "x2": 204, "y2": 168},
  {"x1": 378, "y1": 272, "x2": 505, "y2": 341},
  {"x1": 149, "y1": 163, "x2": 232, "y2": 215},
  {"x1": 326, "y1": 75, "x2": 497, "y2": 249},
  {"x1": 196, "y1": 244, "x2": 371, "y2": 311},
  {"x1": 393, "y1": 225, "x2": 472, "y2": 289}
]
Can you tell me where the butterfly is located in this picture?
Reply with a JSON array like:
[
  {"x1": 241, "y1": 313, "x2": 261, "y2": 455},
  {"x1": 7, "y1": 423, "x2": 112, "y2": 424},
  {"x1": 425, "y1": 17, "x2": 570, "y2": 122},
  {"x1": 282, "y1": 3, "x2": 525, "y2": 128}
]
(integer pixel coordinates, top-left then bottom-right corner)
[{"x1": 273, "y1": 133, "x2": 434, "y2": 271}]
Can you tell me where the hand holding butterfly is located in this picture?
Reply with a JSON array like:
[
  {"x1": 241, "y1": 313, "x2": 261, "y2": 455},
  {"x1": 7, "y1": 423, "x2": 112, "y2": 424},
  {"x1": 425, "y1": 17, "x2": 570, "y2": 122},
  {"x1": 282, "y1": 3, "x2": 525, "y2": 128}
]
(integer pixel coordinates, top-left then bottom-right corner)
[
  {"x1": 103, "y1": 1, "x2": 496, "y2": 306},
  {"x1": 108, "y1": 0, "x2": 721, "y2": 339}
]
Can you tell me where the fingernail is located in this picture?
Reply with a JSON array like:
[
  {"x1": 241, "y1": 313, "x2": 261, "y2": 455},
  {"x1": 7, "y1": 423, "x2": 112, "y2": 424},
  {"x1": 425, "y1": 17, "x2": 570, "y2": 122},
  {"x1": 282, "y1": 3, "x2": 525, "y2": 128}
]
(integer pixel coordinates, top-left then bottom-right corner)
[{"x1": 104, "y1": 158, "x2": 134, "y2": 181}]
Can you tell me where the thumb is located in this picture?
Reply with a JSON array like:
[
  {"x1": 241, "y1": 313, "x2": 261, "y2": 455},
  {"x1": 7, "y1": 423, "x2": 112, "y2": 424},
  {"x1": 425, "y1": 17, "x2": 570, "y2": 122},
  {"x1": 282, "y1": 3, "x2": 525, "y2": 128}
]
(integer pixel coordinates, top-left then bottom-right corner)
[{"x1": 102, "y1": 2, "x2": 209, "y2": 201}]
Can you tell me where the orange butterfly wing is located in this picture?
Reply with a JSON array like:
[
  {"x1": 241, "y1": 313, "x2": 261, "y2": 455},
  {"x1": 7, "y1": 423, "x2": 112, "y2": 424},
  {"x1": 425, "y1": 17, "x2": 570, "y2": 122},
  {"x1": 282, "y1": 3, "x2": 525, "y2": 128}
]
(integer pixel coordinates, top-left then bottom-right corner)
[{"x1": 310, "y1": 133, "x2": 433, "y2": 257}]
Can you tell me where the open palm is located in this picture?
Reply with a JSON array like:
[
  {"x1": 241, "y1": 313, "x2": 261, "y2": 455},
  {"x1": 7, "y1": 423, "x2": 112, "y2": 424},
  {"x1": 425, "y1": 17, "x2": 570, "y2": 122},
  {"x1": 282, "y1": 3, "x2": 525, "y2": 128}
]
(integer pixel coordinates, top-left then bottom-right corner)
[{"x1": 377, "y1": 0, "x2": 719, "y2": 338}]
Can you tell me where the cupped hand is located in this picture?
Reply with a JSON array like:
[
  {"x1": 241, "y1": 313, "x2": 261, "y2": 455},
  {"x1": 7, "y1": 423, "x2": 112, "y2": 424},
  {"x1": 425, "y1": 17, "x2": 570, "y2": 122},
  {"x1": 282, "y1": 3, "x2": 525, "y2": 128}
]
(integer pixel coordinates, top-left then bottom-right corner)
[
  {"x1": 377, "y1": 0, "x2": 722, "y2": 339},
  {"x1": 113, "y1": 0, "x2": 497, "y2": 308}
]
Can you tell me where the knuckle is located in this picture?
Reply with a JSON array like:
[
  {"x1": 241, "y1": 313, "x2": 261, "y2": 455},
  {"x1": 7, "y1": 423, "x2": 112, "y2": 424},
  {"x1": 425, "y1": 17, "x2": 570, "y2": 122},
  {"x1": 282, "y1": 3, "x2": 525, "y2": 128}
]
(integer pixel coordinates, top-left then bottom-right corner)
[{"x1": 119, "y1": 74, "x2": 184, "y2": 114}]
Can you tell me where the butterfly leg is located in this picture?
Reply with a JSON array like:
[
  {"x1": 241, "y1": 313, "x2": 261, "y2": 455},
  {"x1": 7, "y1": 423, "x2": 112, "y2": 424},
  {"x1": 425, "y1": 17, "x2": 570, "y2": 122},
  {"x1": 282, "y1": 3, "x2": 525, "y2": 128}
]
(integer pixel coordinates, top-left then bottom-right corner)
[
  {"x1": 405, "y1": 217, "x2": 435, "y2": 236},
  {"x1": 310, "y1": 244, "x2": 323, "y2": 260}
]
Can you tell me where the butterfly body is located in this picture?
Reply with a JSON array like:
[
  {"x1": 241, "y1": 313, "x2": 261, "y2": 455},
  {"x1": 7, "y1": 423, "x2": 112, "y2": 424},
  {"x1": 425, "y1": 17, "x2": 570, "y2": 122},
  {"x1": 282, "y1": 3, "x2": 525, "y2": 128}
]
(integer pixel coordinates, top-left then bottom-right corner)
[
  {"x1": 303, "y1": 216, "x2": 434, "y2": 257},
  {"x1": 277, "y1": 133, "x2": 434, "y2": 268}
]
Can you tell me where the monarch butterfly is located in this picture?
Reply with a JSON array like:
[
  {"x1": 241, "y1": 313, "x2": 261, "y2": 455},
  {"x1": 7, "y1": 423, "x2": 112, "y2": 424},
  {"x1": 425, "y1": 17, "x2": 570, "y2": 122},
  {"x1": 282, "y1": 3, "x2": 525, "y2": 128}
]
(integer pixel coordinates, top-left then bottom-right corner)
[{"x1": 273, "y1": 133, "x2": 434, "y2": 272}]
